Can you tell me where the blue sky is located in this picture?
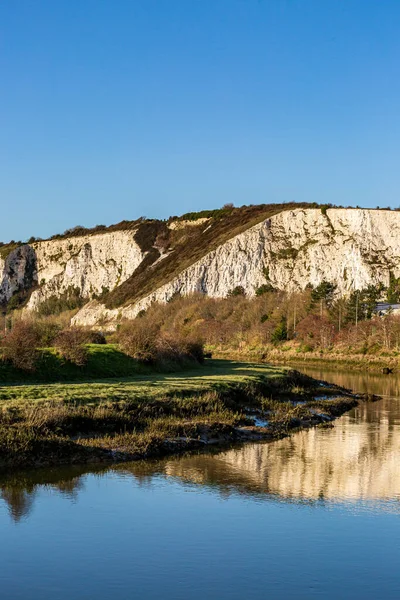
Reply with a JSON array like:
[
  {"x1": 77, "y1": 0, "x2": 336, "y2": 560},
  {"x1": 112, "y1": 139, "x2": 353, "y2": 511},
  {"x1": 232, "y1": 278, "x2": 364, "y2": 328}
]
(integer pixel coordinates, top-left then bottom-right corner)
[{"x1": 1, "y1": 0, "x2": 400, "y2": 241}]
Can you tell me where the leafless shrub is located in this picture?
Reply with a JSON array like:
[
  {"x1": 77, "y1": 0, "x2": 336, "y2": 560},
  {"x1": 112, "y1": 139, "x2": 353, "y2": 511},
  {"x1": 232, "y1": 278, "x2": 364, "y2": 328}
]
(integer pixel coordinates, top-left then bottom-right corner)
[
  {"x1": 54, "y1": 327, "x2": 88, "y2": 366},
  {"x1": 1, "y1": 321, "x2": 40, "y2": 371},
  {"x1": 118, "y1": 320, "x2": 158, "y2": 363},
  {"x1": 118, "y1": 320, "x2": 204, "y2": 365}
]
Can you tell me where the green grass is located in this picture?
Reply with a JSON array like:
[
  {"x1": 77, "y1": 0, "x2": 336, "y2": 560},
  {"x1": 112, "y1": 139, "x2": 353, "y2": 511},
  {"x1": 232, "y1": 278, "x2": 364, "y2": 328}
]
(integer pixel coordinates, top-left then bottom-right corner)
[
  {"x1": 0, "y1": 344, "x2": 164, "y2": 384},
  {"x1": 0, "y1": 359, "x2": 284, "y2": 407},
  {"x1": 0, "y1": 357, "x2": 362, "y2": 470}
]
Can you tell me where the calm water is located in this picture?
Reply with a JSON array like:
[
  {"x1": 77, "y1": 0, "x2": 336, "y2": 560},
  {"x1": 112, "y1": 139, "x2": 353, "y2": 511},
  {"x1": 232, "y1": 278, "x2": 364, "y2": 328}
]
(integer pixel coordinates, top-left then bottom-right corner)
[{"x1": 1, "y1": 367, "x2": 400, "y2": 599}]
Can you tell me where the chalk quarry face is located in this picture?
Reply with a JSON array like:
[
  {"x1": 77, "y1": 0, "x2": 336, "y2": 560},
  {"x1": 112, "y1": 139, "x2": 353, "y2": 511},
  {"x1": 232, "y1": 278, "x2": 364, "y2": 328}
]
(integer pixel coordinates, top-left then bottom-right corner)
[{"x1": 1, "y1": 208, "x2": 400, "y2": 327}]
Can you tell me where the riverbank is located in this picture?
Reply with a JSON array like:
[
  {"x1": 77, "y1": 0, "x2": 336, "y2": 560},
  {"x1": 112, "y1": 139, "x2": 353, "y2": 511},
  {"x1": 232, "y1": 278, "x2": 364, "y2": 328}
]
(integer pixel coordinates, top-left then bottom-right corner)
[
  {"x1": 0, "y1": 359, "x2": 378, "y2": 470},
  {"x1": 210, "y1": 345, "x2": 400, "y2": 372}
]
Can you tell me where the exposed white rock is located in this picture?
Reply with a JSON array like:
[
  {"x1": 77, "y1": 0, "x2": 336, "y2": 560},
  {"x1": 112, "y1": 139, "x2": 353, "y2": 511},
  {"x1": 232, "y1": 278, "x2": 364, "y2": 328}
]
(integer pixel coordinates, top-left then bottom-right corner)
[
  {"x1": 168, "y1": 218, "x2": 210, "y2": 230},
  {"x1": 3, "y1": 208, "x2": 400, "y2": 327},
  {"x1": 26, "y1": 231, "x2": 145, "y2": 311},
  {"x1": 0, "y1": 245, "x2": 36, "y2": 305},
  {"x1": 72, "y1": 208, "x2": 400, "y2": 327}
]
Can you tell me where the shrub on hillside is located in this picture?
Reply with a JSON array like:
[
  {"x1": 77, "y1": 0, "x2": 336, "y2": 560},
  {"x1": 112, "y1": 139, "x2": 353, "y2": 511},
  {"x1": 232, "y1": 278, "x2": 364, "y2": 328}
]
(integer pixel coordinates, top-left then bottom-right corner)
[
  {"x1": 54, "y1": 327, "x2": 88, "y2": 366},
  {"x1": 255, "y1": 284, "x2": 275, "y2": 296},
  {"x1": 1, "y1": 321, "x2": 40, "y2": 371},
  {"x1": 118, "y1": 320, "x2": 158, "y2": 363},
  {"x1": 37, "y1": 286, "x2": 84, "y2": 317},
  {"x1": 227, "y1": 286, "x2": 246, "y2": 297}
]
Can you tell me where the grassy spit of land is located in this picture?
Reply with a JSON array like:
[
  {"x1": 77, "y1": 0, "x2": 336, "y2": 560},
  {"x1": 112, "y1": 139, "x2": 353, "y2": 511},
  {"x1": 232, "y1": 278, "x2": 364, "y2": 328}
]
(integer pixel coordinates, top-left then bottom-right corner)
[{"x1": 0, "y1": 353, "x2": 378, "y2": 470}]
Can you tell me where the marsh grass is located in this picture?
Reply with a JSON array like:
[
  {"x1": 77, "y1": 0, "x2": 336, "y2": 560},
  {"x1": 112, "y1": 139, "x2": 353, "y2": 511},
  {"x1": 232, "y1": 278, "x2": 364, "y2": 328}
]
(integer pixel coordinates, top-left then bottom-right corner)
[{"x1": 0, "y1": 359, "x2": 361, "y2": 469}]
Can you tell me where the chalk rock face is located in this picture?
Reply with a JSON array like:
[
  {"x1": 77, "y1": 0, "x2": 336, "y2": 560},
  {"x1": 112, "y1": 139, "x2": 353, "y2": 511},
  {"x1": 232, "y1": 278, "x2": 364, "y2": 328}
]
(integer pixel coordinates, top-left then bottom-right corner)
[
  {"x1": 3, "y1": 207, "x2": 400, "y2": 326},
  {"x1": 72, "y1": 208, "x2": 400, "y2": 327},
  {"x1": 25, "y1": 231, "x2": 144, "y2": 311},
  {"x1": 0, "y1": 245, "x2": 36, "y2": 305}
]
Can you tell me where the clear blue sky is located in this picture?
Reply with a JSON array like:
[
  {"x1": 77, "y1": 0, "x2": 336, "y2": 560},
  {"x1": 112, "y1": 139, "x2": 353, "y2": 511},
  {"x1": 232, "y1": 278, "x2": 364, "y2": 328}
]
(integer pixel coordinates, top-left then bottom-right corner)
[{"x1": 1, "y1": 0, "x2": 400, "y2": 242}]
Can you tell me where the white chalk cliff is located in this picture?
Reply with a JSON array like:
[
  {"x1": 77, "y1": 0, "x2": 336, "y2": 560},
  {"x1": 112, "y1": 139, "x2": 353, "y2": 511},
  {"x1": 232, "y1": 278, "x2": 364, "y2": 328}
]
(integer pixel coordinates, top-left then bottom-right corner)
[
  {"x1": 2, "y1": 208, "x2": 400, "y2": 326},
  {"x1": 72, "y1": 208, "x2": 400, "y2": 327},
  {"x1": 0, "y1": 231, "x2": 144, "y2": 309}
]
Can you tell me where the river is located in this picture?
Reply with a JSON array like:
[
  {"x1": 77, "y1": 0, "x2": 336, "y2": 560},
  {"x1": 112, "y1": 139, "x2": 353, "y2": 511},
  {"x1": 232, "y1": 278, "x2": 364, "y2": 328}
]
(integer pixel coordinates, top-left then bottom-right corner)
[{"x1": 1, "y1": 366, "x2": 400, "y2": 599}]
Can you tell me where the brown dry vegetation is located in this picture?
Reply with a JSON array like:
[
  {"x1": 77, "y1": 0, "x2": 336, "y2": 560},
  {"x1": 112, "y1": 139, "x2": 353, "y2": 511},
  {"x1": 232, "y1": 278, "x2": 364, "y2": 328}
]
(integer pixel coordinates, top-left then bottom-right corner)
[
  {"x1": 102, "y1": 202, "x2": 320, "y2": 308},
  {"x1": 116, "y1": 292, "x2": 400, "y2": 367},
  {"x1": 0, "y1": 311, "x2": 205, "y2": 374}
]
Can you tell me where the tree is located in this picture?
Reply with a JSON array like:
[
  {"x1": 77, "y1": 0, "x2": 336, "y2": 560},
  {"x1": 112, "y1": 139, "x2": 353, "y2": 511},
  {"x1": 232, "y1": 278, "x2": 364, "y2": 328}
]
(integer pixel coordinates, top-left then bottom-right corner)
[
  {"x1": 386, "y1": 274, "x2": 400, "y2": 304},
  {"x1": 311, "y1": 280, "x2": 336, "y2": 306},
  {"x1": 345, "y1": 284, "x2": 384, "y2": 325},
  {"x1": 271, "y1": 316, "x2": 287, "y2": 342}
]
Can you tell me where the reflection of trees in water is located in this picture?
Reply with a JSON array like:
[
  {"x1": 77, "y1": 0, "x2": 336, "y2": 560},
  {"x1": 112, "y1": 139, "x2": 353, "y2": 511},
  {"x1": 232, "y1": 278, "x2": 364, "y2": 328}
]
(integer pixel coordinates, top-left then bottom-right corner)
[
  {"x1": 0, "y1": 462, "x2": 163, "y2": 522},
  {"x1": 297, "y1": 366, "x2": 400, "y2": 399},
  {"x1": 0, "y1": 487, "x2": 36, "y2": 522},
  {"x1": 0, "y1": 465, "x2": 106, "y2": 522},
  {"x1": 1, "y1": 371, "x2": 400, "y2": 520}
]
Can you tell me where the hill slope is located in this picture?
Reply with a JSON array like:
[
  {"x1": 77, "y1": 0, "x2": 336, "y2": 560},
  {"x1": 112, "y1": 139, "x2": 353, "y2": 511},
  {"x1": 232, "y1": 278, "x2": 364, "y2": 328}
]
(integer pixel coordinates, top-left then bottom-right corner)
[{"x1": 2, "y1": 203, "x2": 400, "y2": 327}]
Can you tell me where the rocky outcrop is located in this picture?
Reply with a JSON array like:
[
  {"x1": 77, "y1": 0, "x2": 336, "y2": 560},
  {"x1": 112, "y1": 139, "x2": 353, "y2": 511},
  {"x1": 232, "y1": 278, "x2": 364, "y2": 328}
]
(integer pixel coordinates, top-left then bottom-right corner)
[
  {"x1": 72, "y1": 208, "x2": 400, "y2": 327},
  {"x1": 0, "y1": 245, "x2": 36, "y2": 305},
  {"x1": 0, "y1": 231, "x2": 144, "y2": 310},
  {"x1": 26, "y1": 231, "x2": 144, "y2": 311}
]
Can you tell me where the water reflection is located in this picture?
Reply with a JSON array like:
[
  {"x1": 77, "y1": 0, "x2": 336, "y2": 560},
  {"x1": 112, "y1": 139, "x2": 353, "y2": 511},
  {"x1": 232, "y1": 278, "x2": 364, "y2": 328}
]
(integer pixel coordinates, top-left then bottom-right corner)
[
  {"x1": 0, "y1": 466, "x2": 101, "y2": 522},
  {"x1": 1, "y1": 368, "x2": 400, "y2": 520},
  {"x1": 164, "y1": 401, "x2": 400, "y2": 504}
]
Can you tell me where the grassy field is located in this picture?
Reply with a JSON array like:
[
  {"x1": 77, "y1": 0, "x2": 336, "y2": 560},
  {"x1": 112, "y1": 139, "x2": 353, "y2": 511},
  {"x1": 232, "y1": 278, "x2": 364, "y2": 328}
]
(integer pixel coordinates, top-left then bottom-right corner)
[
  {"x1": 0, "y1": 356, "x2": 364, "y2": 471},
  {"x1": 0, "y1": 344, "x2": 159, "y2": 383},
  {"x1": 0, "y1": 359, "x2": 283, "y2": 406}
]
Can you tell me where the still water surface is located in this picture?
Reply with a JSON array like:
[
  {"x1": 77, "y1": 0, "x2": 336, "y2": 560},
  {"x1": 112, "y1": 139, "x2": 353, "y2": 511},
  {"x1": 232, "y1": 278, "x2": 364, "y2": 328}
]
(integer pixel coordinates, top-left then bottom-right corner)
[{"x1": 1, "y1": 367, "x2": 400, "y2": 599}]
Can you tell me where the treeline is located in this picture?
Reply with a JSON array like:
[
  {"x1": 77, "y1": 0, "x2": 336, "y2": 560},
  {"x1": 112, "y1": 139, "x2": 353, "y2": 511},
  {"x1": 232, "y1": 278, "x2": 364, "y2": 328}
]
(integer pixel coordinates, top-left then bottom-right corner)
[
  {"x1": 126, "y1": 284, "x2": 400, "y2": 354},
  {"x1": 2, "y1": 280, "x2": 400, "y2": 374}
]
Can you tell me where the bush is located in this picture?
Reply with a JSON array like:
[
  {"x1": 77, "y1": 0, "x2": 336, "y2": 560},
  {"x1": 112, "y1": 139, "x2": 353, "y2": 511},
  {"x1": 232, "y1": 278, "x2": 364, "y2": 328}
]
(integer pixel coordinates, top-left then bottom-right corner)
[
  {"x1": 54, "y1": 328, "x2": 89, "y2": 366},
  {"x1": 118, "y1": 320, "x2": 204, "y2": 365},
  {"x1": 256, "y1": 284, "x2": 275, "y2": 296},
  {"x1": 37, "y1": 286, "x2": 84, "y2": 317},
  {"x1": 84, "y1": 330, "x2": 107, "y2": 344},
  {"x1": 118, "y1": 321, "x2": 158, "y2": 363},
  {"x1": 1, "y1": 321, "x2": 40, "y2": 371},
  {"x1": 227, "y1": 286, "x2": 245, "y2": 297},
  {"x1": 35, "y1": 321, "x2": 63, "y2": 346},
  {"x1": 157, "y1": 335, "x2": 205, "y2": 365},
  {"x1": 182, "y1": 338, "x2": 205, "y2": 363}
]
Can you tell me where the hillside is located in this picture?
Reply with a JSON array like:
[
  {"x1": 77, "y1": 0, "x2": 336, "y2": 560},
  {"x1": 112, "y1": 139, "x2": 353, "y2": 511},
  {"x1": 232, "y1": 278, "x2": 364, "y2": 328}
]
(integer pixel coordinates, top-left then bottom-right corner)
[{"x1": 2, "y1": 203, "x2": 400, "y2": 328}]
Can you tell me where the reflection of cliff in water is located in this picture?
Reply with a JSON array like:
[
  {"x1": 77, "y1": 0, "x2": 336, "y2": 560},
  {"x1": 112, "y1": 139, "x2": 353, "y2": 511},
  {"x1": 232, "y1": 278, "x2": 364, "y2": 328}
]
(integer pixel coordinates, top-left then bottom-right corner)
[
  {"x1": 164, "y1": 396, "x2": 400, "y2": 502},
  {"x1": 1, "y1": 372, "x2": 400, "y2": 520}
]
